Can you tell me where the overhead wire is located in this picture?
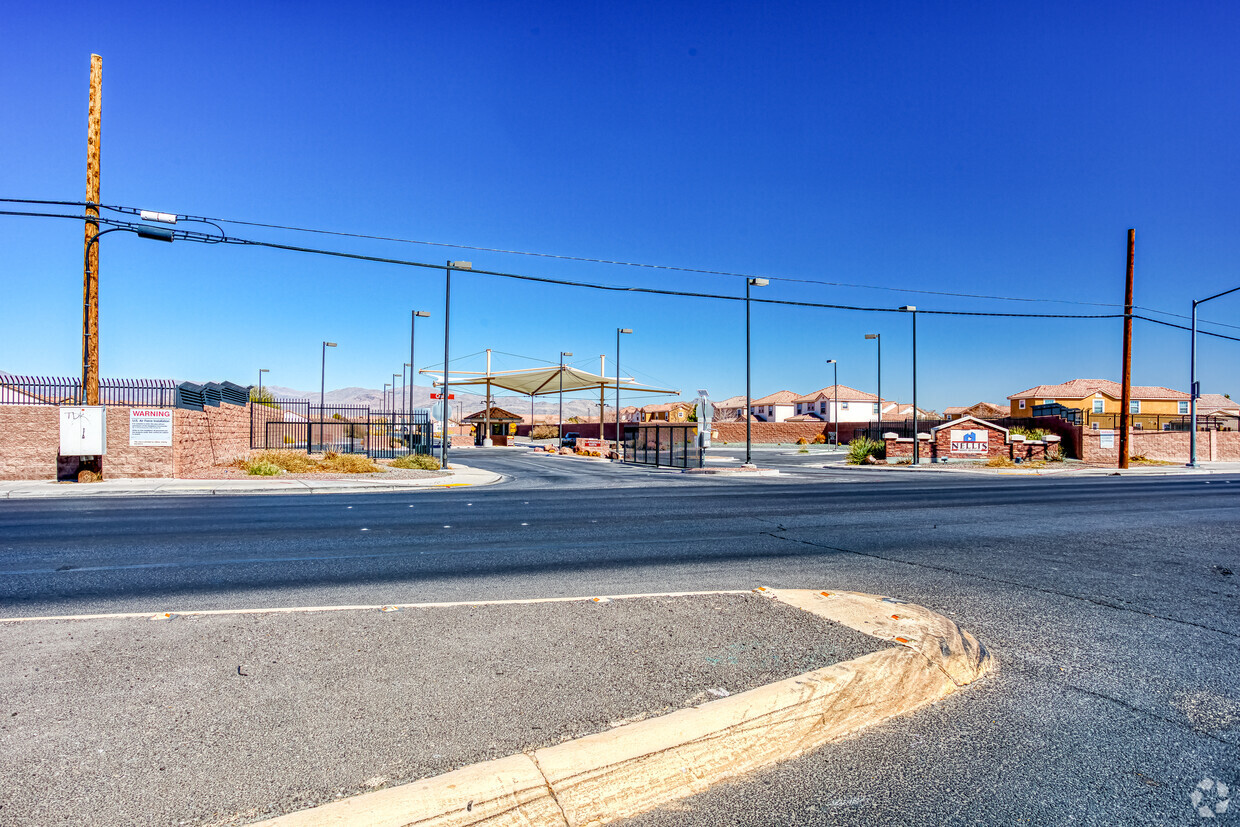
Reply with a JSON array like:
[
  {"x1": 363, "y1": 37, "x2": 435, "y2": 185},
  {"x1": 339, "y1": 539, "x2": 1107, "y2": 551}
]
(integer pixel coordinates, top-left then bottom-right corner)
[{"x1": 4, "y1": 204, "x2": 1239, "y2": 341}]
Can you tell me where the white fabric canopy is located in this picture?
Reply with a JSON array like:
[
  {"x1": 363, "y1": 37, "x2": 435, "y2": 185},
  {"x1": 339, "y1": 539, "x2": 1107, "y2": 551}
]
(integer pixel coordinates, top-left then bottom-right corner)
[{"x1": 420, "y1": 365, "x2": 677, "y2": 398}]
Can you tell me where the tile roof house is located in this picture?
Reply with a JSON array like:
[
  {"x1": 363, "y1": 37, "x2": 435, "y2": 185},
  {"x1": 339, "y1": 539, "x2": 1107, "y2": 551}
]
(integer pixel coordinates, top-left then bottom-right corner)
[
  {"x1": 793, "y1": 385, "x2": 883, "y2": 423},
  {"x1": 711, "y1": 395, "x2": 749, "y2": 422},
  {"x1": 1008, "y1": 378, "x2": 1191, "y2": 428},
  {"x1": 1195, "y1": 393, "x2": 1239, "y2": 415},
  {"x1": 943, "y1": 401, "x2": 1009, "y2": 420},
  {"x1": 750, "y1": 390, "x2": 800, "y2": 423},
  {"x1": 641, "y1": 401, "x2": 695, "y2": 422}
]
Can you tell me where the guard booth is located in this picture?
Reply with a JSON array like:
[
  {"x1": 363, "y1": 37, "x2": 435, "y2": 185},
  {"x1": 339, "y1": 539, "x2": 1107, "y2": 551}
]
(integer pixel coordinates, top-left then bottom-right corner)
[{"x1": 462, "y1": 407, "x2": 522, "y2": 446}]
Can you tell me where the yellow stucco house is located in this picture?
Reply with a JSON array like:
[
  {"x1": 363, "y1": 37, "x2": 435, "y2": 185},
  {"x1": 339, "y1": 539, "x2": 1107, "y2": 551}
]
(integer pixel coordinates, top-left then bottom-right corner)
[{"x1": 1008, "y1": 378, "x2": 1190, "y2": 429}]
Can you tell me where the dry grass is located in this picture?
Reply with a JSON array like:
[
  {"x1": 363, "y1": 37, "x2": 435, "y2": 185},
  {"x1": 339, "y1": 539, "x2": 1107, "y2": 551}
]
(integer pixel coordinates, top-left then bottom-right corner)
[
  {"x1": 317, "y1": 452, "x2": 382, "y2": 473},
  {"x1": 237, "y1": 450, "x2": 318, "y2": 474},
  {"x1": 985, "y1": 457, "x2": 1018, "y2": 468},
  {"x1": 390, "y1": 453, "x2": 442, "y2": 471}
]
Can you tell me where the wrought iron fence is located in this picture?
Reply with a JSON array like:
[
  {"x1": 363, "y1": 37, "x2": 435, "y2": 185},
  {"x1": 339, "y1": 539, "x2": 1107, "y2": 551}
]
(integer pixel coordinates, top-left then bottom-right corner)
[
  {"x1": 621, "y1": 424, "x2": 702, "y2": 469},
  {"x1": 250, "y1": 401, "x2": 433, "y2": 457},
  {"x1": 0, "y1": 375, "x2": 178, "y2": 407}
]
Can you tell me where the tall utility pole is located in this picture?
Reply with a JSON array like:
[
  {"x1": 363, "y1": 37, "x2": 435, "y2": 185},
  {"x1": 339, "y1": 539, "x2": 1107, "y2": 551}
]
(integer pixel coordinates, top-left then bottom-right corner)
[
  {"x1": 1119, "y1": 230, "x2": 1135, "y2": 470},
  {"x1": 599, "y1": 354, "x2": 606, "y2": 440},
  {"x1": 81, "y1": 54, "x2": 102, "y2": 405}
]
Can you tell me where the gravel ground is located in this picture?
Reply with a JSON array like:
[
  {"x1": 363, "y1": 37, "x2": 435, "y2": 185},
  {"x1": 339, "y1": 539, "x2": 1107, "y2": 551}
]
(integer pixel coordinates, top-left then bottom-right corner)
[{"x1": 0, "y1": 593, "x2": 889, "y2": 827}]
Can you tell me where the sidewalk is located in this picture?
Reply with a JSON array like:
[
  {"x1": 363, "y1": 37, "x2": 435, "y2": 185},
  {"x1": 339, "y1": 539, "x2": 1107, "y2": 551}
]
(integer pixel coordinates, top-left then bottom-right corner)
[
  {"x1": 0, "y1": 463, "x2": 502, "y2": 499},
  {"x1": 834, "y1": 460, "x2": 1240, "y2": 477}
]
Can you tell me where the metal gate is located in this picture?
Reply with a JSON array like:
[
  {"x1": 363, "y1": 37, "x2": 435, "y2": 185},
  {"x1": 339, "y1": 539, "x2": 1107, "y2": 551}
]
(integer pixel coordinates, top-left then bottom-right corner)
[
  {"x1": 251, "y1": 401, "x2": 433, "y2": 458},
  {"x1": 621, "y1": 424, "x2": 702, "y2": 469}
]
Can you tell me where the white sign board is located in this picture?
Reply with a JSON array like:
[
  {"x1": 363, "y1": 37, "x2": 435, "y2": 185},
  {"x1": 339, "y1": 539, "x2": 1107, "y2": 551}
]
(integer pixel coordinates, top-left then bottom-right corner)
[
  {"x1": 59, "y1": 406, "x2": 107, "y2": 456},
  {"x1": 1100, "y1": 432, "x2": 1115, "y2": 449},
  {"x1": 129, "y1": 408, "x2": 174, "y2": 446},
  {"x1": 950, "y1": 429, "x2": 989, "y2": 454}
]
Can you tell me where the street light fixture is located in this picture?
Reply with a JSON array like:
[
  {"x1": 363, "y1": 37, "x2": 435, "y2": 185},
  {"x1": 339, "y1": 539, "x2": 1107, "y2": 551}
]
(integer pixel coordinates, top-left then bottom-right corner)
[
  {"x1": 441, "y1": 262, "x2": 471, "y2": 469},
  {"x1": 898, "y1": 307, "x2": 918, "y2": 464},
  {"x1": 745, "y1": 278, "x2": 768, "y2": 467},
  {"x1": 616, "y1": 329, "x2": 632, "y2": 458},
  {"x1": 826, "y1": 360, "x2": 838, "y2": 447},
  {"x1": 865, "y1": 333, "x2": 881, "y2": 428},
  {"x1": 320, "y1": 341, "x2": 336, "y2": 452},
  {"x1": 78, "y1": 223, "x2": 175, "y2": 404},
  {"x1": 1190, "y1": 284, "x2": 1240, "y2": 466},
  {"x1": 257, "y1": 368, "x2": 269, "y2": 404},
  {"x1": 559, "y1": 351, "x2": 574, "y2": 443}
]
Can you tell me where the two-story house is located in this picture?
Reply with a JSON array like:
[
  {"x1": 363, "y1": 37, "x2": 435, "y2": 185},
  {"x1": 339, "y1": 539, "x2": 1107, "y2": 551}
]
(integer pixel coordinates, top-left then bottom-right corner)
[
  {"x1": 1008, "y1": 378, "x2": 1191, "y2": 429},
  {"x1": 750, "y1": 390, "x2": 799, "y2": 422}
]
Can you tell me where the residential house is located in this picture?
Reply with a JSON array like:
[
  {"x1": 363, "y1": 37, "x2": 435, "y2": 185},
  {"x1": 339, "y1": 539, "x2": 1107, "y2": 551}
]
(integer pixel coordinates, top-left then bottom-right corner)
[
  {"x1": 641, "y1": 401, "x2": 695, "y2": 422},
  {"x1": 711, "y1": 395, "x2": 749, "y2": 422},
  {"x1": 792, "y1": 385, "x2": 883, "y2": 423},
  {"x1": 1008, "y1": 378, "x2": 1191, "y2": 430},
  {"x1": 749, "y1": 390, "x2": 799, "y2": 423},
  {"x1": 943, "y1": 401, "x2": 1008, "y2": 420},
  {"x1": 1196, "y1": 393, "x2": 1239, "y2": 416}
]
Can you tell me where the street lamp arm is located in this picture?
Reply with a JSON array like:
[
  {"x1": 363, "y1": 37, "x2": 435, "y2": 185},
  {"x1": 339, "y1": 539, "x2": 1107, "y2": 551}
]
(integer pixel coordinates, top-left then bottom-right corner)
[{"x1": 1196, "y1": 284, "x2": 1240, "y2": 306}]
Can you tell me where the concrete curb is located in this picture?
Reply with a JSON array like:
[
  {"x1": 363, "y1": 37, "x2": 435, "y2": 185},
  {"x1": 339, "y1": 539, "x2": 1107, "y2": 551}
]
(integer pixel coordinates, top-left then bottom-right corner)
[
  {"x1": 0, "y1": 464, "x2": 503, "y2": 499},
  {"x1": 244, "y1": 588, "x2": 990, "y2": 827}
]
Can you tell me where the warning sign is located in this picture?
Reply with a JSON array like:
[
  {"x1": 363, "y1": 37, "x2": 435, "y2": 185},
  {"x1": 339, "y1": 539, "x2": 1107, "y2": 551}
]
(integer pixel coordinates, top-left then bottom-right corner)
[{"x1": 130, "y1": 408, "x2": 173, "y2": 447}]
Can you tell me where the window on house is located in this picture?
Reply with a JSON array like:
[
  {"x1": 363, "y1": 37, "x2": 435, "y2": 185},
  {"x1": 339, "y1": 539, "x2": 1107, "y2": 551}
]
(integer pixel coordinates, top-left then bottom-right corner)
[
  {"x1": 841, "y1": 401, "x2": 849, "y2": 410},
  {"x1": 1130, "y1": 400, "x2": 1141, "y2": 414},
  {"x1": 873, "y1": 403, "x2": 880, "y2": 415},
  {"x1": 1093, "y1": 399, "x2": 1104, "y2": 414},
  {"x1": 1133, "y1": 422, "x2": 1143, "y2": 430},
  {"x1": 1179, "y1": 401, "x2": 1190, "y2": 415},
  {"x1": 1018, "y1": 399, "x2": 1026, "y2": 410},
  {"x1": 1044, "y1": 399, "x2": 1055, "y2": 404},
  {"x1": 1092, "y1": 422, "x2": 1099, "y2": 431}
]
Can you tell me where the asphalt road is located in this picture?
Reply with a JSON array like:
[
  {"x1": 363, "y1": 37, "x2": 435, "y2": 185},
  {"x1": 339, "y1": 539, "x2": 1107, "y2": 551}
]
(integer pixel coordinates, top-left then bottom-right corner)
[{"x1": 1, "y1": 454, "x2": 1237, "y2": 825}]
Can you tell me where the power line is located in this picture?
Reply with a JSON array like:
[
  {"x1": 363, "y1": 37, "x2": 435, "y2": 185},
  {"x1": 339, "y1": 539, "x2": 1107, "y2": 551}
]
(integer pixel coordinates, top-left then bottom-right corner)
[
  {"x1": 5, "y1": 205, "x2": 1240, "y2": 342},
  {"x1": 0, "y1": 196, "x2": 1131, "y2": 309}
]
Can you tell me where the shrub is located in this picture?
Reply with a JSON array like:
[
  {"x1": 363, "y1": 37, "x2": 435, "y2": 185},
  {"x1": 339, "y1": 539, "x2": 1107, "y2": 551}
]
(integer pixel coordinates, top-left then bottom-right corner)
[
  {"x1": 247, "y1": 461, "x2": 281, "y2": 476},
  {"x1": 1047, "y1": 446, "x2": 1066, "y2": 462},
  {"x1": 811, "y1": 434, "x2": 826, "y2": 444},
  {"x1": 796, "y1": 437, "x2": 810, "y2": 445},
  {"x1": 390, "y1": 453, "x2": 442, "y2": 471},
  {"x1": 986, "y1": 457, "x2": 1017, "y2": 468},
  {"x1": 246, "y1": 450, "x2": 317, "y2": 474},
  {"x1": 530, "y1": 425, "x2": 559, "y2": 440},
  {"x1": 318, "y1": 452, "x2": 381, "y2": 473},
  {"x1": 1011, "y1": 426, "x2": 1048, "y2": 441},
  {"x1": 846, "y1": 436, "x2": 885, "y2": 465},
  {"x1": 282, "y1": 434, "x2": 294, "y2": 445},
  {"x1": 798, "y1": 447, "x2": 809, "y2": 454}
]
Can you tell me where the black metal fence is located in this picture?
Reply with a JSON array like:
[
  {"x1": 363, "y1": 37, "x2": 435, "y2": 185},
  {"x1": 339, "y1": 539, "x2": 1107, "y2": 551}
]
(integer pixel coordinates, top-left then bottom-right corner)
[
  {"x1": 251, "y1": 400, "x2": 433, "y2": 457},
  {"x1": 850, "y1": 415, "x2": 1084, "y2": 442},
  {"x1": 622, "y1": 424, "x2": 702, "y2": 469},
  {"x1": 0, "y1": 375, "x2": 179, "y2": 407}
]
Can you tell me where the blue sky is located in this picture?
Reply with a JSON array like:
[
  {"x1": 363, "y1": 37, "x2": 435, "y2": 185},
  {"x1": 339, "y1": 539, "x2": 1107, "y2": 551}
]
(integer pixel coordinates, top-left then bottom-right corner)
[{"x1": 3, "y1": 1, "x2": 1239, "y2": 411}]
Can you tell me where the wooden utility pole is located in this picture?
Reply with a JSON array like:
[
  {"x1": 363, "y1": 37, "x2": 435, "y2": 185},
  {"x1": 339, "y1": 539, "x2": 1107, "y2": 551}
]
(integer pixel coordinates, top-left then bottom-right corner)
[
  {"x1": 81, "y1": 54, "x2": 102, "y2": 405},
  {"x1": 600, "y1": 354, "x2": 606, "y2": 438},
  {"x1": 1118, "y1": 229, "x2": 1135, "y2": 470}
]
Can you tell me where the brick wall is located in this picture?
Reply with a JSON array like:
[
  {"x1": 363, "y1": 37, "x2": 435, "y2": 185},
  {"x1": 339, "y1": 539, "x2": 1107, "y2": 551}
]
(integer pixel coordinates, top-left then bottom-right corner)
[
  {"x1": 712, "y1": 422, "x2": 831, "y2": 444},
  {"x1": 173, "y1": 404, "x2": 252, "y2": 476},
  {"x1": 0, "y1": 406, "x2": 59, "y2": 480},
  {"x1": 1081, "y1": 429, "x2": 1240, "y2": 464},
  {"x1": 0, "y1": 403, "x2": 253, "y2": 480}
]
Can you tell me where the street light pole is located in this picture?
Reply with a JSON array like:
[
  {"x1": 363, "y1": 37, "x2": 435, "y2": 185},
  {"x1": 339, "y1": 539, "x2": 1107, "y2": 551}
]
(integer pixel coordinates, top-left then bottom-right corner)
[
  {"x1": 559, "y1": 351, "x2": 573, "y2": 443},
  {"x1": 745, "y1": 278, "x2": 768, "y2": 466},
  {"x1": 616, "y1": 328, "x2": 632, "y2": 458},
  {"x1": 257, "y1": 368, "x2": 268, "y2": 403},
  {"x1": 441, "y1": 262, "x2": 470, "y2": 469},
  {"x1": 899, "y1": 306, "x2": 918, "y2": 464},
  {"x1": 411, "y1": 310, "x2": 429, "y2": 452},
  {"x1": 865, "y1": 333, "x2": 881, "y2": 429},
  {"x1": 1189, "y1": 284, "x2": 1240, "y2": 466},
  {"x1": 320, "y1": 341, "x2": 336, "y2": 452},
  {"x1": 827, "y1": 360, "x2": 838, "y2": 447}
]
